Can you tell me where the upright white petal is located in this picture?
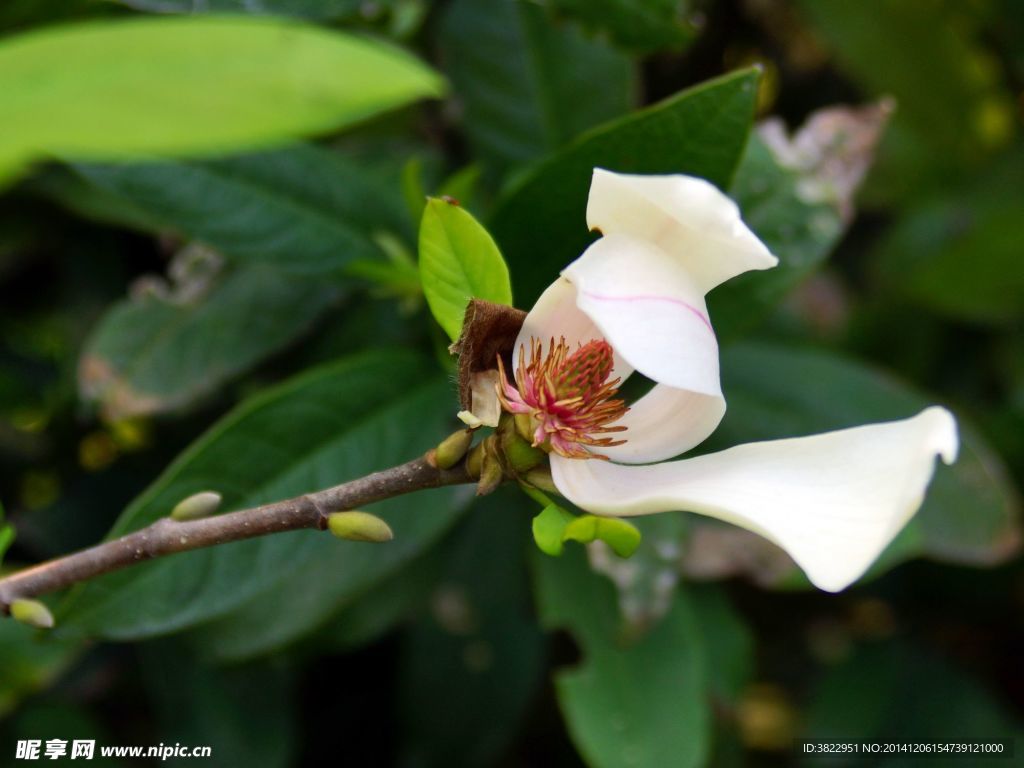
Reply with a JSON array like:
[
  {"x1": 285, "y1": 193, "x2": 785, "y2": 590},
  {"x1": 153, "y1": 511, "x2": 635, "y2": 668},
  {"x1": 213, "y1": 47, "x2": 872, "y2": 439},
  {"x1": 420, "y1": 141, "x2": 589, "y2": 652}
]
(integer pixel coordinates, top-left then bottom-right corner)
[
  {"x1": 563, "y1": 234, "x2": 720, "y2": 398},
  {"x1": 518, "y1": 235, "x2": 726, "y2": 462},
  {"x1": 514, "y1": 277, "x2": 633, "y2": 381},
  {"x1": 586, "y1": 168, "x2": 777, "y2": 295},
  {"x1": 551, "y1": 407, "x2": 959, "y2": 592}
]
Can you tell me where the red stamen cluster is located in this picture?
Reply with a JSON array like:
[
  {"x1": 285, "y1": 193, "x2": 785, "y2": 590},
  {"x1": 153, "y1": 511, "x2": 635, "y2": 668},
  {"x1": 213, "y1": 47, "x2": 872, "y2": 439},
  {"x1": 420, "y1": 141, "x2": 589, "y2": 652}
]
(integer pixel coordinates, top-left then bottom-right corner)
[{"x1": 497, "y1": 337, "x2": 629, "y2": 459}]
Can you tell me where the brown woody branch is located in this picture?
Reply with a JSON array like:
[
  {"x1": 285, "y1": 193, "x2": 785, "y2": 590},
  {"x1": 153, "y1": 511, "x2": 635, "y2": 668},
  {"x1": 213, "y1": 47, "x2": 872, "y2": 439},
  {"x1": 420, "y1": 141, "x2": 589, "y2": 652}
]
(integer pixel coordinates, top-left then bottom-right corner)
[{"x1": 0, "y1": 454, "x2": 472, "y2": 614}]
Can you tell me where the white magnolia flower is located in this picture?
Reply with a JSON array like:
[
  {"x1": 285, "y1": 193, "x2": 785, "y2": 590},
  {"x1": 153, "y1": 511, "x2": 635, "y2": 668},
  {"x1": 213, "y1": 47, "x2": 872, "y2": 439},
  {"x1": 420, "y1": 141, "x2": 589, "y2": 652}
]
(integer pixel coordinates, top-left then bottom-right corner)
[{"x1": 492, "y1": 168, "x2": 958, "y2": 592}]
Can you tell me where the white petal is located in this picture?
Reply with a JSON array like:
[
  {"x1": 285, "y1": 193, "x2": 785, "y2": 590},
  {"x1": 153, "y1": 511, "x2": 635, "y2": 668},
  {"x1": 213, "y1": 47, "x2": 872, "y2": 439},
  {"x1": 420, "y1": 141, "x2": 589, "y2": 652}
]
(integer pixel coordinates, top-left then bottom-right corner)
[
  {"x1": 586, "y1": 168, "x2": 778, "y2": 294},
  {"x1": 563, "y1": 234, "x2": 721, "y2": 398},
  {"x1": 514, "y1": 276, "x2": 633, "y2": 380},
  {"x1": 600, "y1": 384, "x2": 725, "y2": 464},
  {"x1": 552, "y1": 407, "x2": 959, "y2": 592}
]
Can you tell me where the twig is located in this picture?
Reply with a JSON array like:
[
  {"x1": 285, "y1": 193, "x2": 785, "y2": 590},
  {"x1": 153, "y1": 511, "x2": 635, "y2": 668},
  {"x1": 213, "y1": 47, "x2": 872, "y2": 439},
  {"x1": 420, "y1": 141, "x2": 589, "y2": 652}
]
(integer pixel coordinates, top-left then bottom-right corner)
[{"x1": 0, "y1": 454, "x2": 472, "y2": 613}]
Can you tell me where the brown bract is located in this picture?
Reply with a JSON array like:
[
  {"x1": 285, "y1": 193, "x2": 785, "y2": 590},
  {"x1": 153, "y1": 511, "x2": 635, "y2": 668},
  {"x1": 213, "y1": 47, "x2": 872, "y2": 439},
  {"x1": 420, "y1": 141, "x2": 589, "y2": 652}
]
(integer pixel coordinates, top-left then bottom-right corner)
[{"x1": 449, "y1": 298, "x2": 526, "y2": 411}]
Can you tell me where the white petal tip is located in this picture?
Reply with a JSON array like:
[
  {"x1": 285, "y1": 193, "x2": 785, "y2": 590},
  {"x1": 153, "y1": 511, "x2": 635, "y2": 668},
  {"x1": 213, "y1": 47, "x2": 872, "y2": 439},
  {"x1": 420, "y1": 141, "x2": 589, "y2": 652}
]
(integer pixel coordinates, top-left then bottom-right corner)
[
  {"x1": 919, "y1": 405, "x2": 959, "y2": 465},
  {"x1": 585, "y1": 167, "x2": 779, "y2": 293}
]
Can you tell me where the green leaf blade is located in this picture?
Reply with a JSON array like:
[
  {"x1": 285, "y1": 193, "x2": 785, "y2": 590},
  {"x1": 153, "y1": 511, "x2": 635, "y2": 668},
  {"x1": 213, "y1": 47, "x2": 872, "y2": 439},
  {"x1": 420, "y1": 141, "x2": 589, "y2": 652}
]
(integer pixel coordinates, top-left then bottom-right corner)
[
  {"x1": 58, "y1": 350, "x2": 468, "y2": 640},
  {"x1": 438, "y1": 0, "x2": 635, "y2": 179},
  {"x1": 71, "y1": 144, "x2": 409, "y2": 274},
  {"x1": 80, "y1": 262, "x2": 341, "y2": 420},
  {"x1": 0, "y1": 17, "x2": 443, "y2": 173},
  {"x1": 419, "y1": 197, "x2": 513, "y2": 340}
]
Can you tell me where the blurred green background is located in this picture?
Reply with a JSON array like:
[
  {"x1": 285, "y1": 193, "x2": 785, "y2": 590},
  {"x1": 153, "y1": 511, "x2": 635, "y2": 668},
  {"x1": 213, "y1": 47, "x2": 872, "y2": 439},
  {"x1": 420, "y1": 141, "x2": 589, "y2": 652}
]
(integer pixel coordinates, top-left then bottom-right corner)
[{"x1": 0, "y1": 1, "x2": 1022, "y2": 766}]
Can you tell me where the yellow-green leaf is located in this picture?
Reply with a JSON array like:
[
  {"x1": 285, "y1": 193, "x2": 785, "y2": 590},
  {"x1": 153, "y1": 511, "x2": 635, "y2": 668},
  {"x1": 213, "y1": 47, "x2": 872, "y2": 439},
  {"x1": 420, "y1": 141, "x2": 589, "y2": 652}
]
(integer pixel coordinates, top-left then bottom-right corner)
[
  {"x1": 0, "y1": 17, "x2": 444, "y2": 176},
  {"x1": 418, "y1": 197, "x2": 513, "y2": 340}
]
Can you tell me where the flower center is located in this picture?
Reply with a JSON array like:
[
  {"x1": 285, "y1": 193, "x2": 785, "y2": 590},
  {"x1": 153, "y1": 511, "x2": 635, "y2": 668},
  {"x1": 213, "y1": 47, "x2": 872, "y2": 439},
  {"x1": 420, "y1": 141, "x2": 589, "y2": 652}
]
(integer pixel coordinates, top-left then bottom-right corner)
[{"x1": 497, "y1": 336, "x2": 628, "y2": 460}]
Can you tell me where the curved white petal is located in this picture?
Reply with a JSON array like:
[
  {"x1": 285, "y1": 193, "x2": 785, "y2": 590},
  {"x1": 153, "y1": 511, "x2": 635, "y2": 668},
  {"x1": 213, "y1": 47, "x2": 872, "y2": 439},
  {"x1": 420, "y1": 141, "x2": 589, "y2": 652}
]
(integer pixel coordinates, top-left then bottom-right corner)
[
  {"x1": 552, "y1": 407, "x2": 959, "y2": 592},
  {"x1": 563, "y1": 234, "x2": 721, "y2": 398},
  {"x1": 514, "y1": 277, "x2": 633, "y2": 380},
  {"x1": 586, "y1": 168, "x2": 778, "y2": 295},
  {"x1": 600, "y1": 384, "x2": 725, "y2": 464}
]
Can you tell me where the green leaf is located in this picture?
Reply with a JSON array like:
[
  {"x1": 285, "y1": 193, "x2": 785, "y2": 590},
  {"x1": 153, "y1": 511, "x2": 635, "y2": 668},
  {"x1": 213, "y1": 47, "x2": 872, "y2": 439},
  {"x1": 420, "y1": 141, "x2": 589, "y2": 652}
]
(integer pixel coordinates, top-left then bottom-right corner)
[
  {"x1": 585, "y1": 515, "x2": 685, "y2": 636},
  {"x1": 72, "y1": 144, "x2": 410, "y2": 275},
  {"x1": 400, "y1": 493, "x2": 545, "y2": 767},
  {"x1": 533, "y1": 548, "x2": 712, "y2": 768},
  {"x1": 795, "y1": 0, "x2": 1010, "y2": 198},
  {"x1": 712, "y1": 133, "x2": 846, "y2": 340},
  {"x1": 79, "y1": 260, "x2": 341, "y2": 420},
  {"x1": 532, "y1": 503, "x2": 576, "y2": 556},
  {"x1": 0, "y1": 621, "x2": 80, "y2": 719},
  {"x1": 141, "y1": 642, "x2": 297, "y2": 768},
  {"x1": 438, "y1": 0, "x2": 634, "y2": 179},
  {"x1": 58, "y1": 350, "x2": 468, "y2": 640},
  {"x1": 543, "y1": 0, "x2": 697, "y2": 53},
  {"x1": 707, "y1": 342, "x2": 1021, "y2": 585},
  {"x1": 806, "y1": 640, "x2": 1024, "y2": 749},
  {"x1": 491, "y1": 68, "x2": 759, "y2": 305},
  {"x1": 120, "y1": 0, "x2": 387, "y2": 21},
  {"x1": 563, "y1": 515, "x2": 642, "y2": 558},
  {"x1": 418, "y1": 197, "x2": 513, "y2": 340},
  {"x1": 871, "y1": 152, "x2": 1024, "y2": 325},
  {"x1": 0, "y1": 17, "x2": 443, "y2": 177},
  {"x1": 0, "y1": 502, "x2": 14, "y2": 565}
]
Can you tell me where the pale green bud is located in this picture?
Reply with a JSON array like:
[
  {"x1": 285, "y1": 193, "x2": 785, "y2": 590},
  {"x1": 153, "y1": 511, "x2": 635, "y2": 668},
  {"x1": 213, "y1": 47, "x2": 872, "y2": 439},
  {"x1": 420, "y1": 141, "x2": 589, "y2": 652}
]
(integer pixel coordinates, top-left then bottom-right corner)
[
  {"x1": 10, "y1": 598, "x2": 54, "y2": 629},
  {"x1": 171, "y1": 491, "x2": 222, "y2": 521},
  {"x1": 328, "y1": 511, "x2": 394, "y2": 543},
  {"x1": 523, "y1": 466, "x2": 558, "y2": 494},
  {"x1": 432, "y1": 429, "x2": 474, "y2": 470}
]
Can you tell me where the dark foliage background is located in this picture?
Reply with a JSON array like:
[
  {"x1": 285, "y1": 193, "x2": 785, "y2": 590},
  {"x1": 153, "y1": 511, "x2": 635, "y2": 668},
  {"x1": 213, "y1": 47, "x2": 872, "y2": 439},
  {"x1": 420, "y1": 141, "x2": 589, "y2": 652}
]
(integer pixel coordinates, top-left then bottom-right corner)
[{"x1": 1, "y1": 1, "x2": 1022, "y2": 766}]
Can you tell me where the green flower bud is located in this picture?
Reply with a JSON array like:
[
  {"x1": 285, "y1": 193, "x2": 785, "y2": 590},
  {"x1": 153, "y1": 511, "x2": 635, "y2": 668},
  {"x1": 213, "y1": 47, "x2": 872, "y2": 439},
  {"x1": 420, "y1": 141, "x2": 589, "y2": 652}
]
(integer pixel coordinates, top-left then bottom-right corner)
[
  {"x1": 433, "y1": 429, "x2": 474, "y2": 470},
  {"x1": 465, "y1": 442, "x2": 484, "y2": 479},
  {"x1": 10, "y1": 598, "x2": 54, "y2": 629},
  {"x1": 499, "y1": 426, "x2": 546, "y2": 474},
  {"x1": 328, "y1": 511, "x2": 394, "y2": 543},
  {"x1": 171, "y1": 491, "x2": 222, "y2": 521},
  {"x1": 476, "y1": 441, "x2": 504, "y2": 496},
  {"x1": 523, "y1": 466, "x2": 558, "y2": 494}
]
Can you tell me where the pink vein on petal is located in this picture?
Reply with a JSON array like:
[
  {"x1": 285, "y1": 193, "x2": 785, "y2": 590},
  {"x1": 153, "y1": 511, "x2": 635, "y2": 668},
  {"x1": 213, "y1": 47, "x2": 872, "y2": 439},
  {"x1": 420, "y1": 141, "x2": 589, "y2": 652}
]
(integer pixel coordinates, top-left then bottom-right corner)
[{"x1": 580, "y1": 290, "x2": 714, "y2": 333}]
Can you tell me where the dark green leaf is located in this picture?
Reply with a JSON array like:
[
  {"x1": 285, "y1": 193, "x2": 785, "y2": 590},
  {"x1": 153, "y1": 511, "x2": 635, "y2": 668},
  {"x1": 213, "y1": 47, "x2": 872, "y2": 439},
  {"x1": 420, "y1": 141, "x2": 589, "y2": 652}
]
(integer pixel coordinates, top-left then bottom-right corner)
[
  {"x1": 491, "y1": 68, "x2": 759, "y2": 305},
  {"x1": 795, "y1": 0, "x2": 1010, "y2": 198},
  {"x1": 438, "y1": 0, "x2": 634, "y2": 179},
  {"x1": 712, "y1": 133, "x2": 845, "y2": 340},
  {"x1": 73, "y1": 144, "x2": 410, "y2": 275},
  {"x1": 534, "y1": 548, "x2": 711, "y2": 768},
  {"x1": 418, "y1": 197, "x2": 513, "y2": 340},
  {"x1": 59, "y1": 350, "x2": 468, "y2": 639},
  {"x1": 0, "y1": 621, "x2": 80, "y2": 719},
  {"x1": 141, "y1": 642, "x2": 297, "y2": 768},
  {"x1": 805, "y1": 640, "x2": 1024, "y2": 765},
  {"x1": 0, "y1": 17, "x2": 443, "y2": 181},
  {"x1": 544, "y1": 0, "x2": 696, "y2": 53},
  {"x1": 80, "y1": 259, "x2": 341, "y2": 420},
  {"x1": 871, "y1": 152, "x2": 1024, "y2": 324},
  {"x1": 400, "y1": 492, "x2": 545, "y2": 767}
]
